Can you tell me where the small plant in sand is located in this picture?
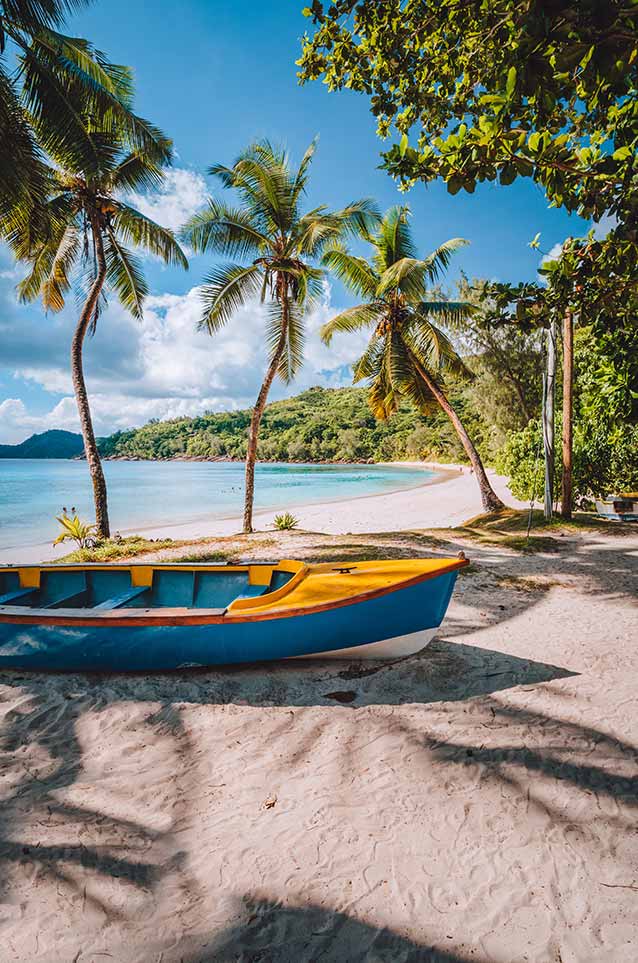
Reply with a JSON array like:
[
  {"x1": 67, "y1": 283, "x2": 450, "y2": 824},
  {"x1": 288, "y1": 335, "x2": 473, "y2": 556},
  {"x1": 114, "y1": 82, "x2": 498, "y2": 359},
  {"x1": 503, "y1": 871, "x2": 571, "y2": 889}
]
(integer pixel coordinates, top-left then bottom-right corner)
[
  {"x1": 53, "y1": 508, "x2": 98, "y2": 550},
  {"x1": 273, "y1": 512, "x2": 299, "y2": 531}
]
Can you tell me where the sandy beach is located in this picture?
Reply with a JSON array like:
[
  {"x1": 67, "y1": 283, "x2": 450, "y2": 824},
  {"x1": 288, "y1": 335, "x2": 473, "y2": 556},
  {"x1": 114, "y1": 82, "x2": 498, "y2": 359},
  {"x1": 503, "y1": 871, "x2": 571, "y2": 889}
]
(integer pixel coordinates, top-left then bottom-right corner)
[{"x1": 0, "y1": 513, "x2": 636, "y2": 961}]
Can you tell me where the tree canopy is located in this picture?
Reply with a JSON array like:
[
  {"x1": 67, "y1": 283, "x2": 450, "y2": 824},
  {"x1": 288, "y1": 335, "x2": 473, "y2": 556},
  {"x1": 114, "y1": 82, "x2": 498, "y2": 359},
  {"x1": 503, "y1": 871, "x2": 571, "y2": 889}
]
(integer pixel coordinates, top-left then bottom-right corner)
[{"x1": 299, "y1": 1, "x2": 638, "y2": 233}]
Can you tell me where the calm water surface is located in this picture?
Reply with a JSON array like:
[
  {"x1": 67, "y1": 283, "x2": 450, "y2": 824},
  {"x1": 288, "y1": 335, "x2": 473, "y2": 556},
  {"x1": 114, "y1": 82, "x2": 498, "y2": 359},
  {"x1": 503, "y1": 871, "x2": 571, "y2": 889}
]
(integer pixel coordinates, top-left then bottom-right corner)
[{"x1": 0, "y1": 460, "x2": 433, "y2": 552}]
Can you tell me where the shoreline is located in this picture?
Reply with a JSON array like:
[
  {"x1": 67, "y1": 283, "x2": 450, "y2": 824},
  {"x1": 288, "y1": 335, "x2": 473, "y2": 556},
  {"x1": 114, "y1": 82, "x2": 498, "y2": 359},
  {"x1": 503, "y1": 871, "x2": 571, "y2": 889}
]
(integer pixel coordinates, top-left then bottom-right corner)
[{"x1": 1, "y1": 463, "x2": 523, "y2": 564}]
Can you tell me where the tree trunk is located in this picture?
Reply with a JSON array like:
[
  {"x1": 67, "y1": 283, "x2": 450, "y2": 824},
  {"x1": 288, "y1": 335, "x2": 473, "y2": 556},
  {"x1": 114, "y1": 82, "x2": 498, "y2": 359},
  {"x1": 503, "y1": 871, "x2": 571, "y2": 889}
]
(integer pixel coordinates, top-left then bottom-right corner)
[
  {"x1": 243, "y1": 283, "x2": 289, "y2": 534},
  {"x1": 561, "y1": 307, "x2": 574, "y2": 519},
  {"x1": 71, "y1": 223, "x2": 110, "y2": 539},
  {"x1": 413, "y1": 358, "x2": 505, "y2": 513},
  {"x1": 543, "y1": 319, "x2": 557, "y2": 521}
]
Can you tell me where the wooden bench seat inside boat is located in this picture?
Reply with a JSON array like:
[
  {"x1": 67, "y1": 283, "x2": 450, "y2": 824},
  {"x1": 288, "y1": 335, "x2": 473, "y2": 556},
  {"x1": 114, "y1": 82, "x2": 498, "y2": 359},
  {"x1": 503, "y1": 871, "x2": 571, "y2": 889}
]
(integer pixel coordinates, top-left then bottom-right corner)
[{"x1": 0, "y1": 563, "x2": 297, "y2": 612}]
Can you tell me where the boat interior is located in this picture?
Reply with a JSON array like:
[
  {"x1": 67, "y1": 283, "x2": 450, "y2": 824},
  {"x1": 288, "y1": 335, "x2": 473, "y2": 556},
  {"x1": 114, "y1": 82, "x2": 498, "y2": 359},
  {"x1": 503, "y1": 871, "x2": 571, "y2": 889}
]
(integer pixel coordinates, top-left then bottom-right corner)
[{"x1": 0, "y1": 563, "x2": 298, "y2": 612}]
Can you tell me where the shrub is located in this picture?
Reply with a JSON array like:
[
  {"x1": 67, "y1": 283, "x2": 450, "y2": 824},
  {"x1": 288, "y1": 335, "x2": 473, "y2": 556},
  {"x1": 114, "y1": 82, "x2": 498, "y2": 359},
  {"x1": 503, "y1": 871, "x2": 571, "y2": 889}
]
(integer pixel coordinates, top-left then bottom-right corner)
[
  {"x1": 53, "y1": 509, "x2": 98, "y2": 549},
  {"x1": 273, "y1": 512, "x2": 299, "y2": 531}
]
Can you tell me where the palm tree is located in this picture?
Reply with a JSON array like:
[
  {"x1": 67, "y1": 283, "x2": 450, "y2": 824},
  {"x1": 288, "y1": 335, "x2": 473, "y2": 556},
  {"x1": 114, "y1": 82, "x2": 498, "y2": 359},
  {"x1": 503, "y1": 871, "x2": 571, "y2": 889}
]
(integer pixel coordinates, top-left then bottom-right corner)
[
  {"x1": 321, "y1": 206, "x2": 505, "y2": 513},
  {"x1": 1, "y1": 0, "x2": 164, "y2": 241},
  {"x1": 15, "y1": 110, "x2": 188, "y2": 538},
  {"x1": 182, "y1": 139, "x2": 377, "y2": 533}
]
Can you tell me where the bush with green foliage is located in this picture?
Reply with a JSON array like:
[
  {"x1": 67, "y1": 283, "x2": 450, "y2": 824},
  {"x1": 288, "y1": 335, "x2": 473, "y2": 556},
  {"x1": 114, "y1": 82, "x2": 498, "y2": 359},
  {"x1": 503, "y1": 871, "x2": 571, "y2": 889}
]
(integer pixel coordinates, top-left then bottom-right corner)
[
  {"x1": 53, "y1": 510, "x2": 98, "y2": 550},
  {"x1": 273, "y1": 512, "x2": 300, "y2": 531},
  {"x1": 496, "y1": 323, "x2": 638, "y2": 504}
]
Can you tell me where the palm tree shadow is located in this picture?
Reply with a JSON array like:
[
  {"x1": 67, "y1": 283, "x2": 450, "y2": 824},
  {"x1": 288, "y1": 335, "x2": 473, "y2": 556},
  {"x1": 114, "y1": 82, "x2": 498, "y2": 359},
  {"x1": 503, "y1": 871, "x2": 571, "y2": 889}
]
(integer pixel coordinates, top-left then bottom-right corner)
[
  {"x1": 148, "y1": 894, "x2": 474, "y2": 962},
  {"x1": 141, "y1": 639, "x2": 575, "y2": 709},
  {"x1": 394, "y1": 696, "x2": 638, "y2": 816},
  {"x1": 0, "y1": 679, "x2": 198, "y2": 917}
]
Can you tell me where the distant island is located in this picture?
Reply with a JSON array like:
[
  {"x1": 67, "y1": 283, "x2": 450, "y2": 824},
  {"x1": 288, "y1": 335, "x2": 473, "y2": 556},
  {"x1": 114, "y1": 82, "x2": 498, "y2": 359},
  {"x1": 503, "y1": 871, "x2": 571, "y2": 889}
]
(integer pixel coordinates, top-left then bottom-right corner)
[
  {"x1": 0, "y1": 387, "x2": 470, "y2": 464},
  {"x1": 0, "y1": 429, "x2": 84, "y2": 459},
  {"x1": 98, "y1": 387, "x2": 466, "y2": 464}
]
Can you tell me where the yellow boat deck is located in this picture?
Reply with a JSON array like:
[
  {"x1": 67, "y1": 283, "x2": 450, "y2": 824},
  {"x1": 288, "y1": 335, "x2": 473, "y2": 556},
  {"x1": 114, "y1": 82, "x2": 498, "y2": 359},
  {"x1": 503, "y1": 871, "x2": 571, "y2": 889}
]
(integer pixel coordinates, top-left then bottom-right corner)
[{"x1": 227, "y1": 557, "x2": 468, "y2": 619}]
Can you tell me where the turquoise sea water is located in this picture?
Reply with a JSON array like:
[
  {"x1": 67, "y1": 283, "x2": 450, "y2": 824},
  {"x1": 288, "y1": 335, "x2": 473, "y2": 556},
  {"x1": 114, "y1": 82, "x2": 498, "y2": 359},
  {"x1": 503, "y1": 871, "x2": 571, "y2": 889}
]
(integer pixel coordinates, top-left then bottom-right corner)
[{"x1": 0, "y1": 460, "x2": 433, "y2": 553}]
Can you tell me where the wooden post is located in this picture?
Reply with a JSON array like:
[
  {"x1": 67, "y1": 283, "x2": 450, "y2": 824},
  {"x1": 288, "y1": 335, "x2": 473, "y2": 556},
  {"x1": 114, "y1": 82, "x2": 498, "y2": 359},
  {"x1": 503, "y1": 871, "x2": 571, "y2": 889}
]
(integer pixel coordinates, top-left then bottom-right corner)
[
  {"x1": 561, "y1": 307, "x2": 574, "y2": 519},
  {"x1": 543, "y1": 319, "x2": 557, "y2": 521}
]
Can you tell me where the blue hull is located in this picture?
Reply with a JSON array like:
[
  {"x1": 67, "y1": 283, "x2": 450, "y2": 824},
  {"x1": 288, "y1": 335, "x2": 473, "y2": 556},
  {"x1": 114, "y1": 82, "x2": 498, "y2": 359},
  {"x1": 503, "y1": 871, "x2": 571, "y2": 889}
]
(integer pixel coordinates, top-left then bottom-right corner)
[{"x1": 0, "y1": 571, "x2": 458, "y2": 671}]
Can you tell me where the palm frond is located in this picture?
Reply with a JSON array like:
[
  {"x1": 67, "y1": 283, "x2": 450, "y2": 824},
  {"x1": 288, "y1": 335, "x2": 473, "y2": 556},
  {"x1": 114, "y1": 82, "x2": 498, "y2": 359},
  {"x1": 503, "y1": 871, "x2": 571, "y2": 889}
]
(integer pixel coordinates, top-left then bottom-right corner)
[
  {"x1": 376, "y1": 256, "x2": 430, "y2": 301},
  {"x1": 322, "y1": 245, "x2": 379, "y2": 299},
  {"x1": 211, "y1": 141, "x2": 297, "y2": 237},
  {"x1": 266, "y1": 296, "x2": 305, "y2": 384},
  {"x1": 398, "y1": 353, "x2": 440, "y2": 414},
  {"x1": 352, "y1": 331, "x2": 384, "y2": 382},
  {"x1": 290, "y1": 137, "x2": 317, "y2": 206},
  {"x1": 181, "y1": 200, "x2": 269, "y2": 258},
  {"x1": 320, "y1": 303, "x2": 381, "y2": 345},
  {"x1": 416, "y1": 300, "x2": 475, "y2": 327},
  {"x1": 0, "y1": 64, "x2": 49, "y2": 243},
  {"x1": 198, "y1": 262, "x2": 262, "y2": 334},
  {"x1": 112, "y1": 202, "x2": 187, "y2": 268},
  {"x1": 333, "y1": 197, "x2": 381, "y2": 240},
  {"x1": 110, "y1": 151, "x2": 164, "y2": 192},
  {"x1": 375, "y1": 205, "x2": 415, "y2": 270},
  {"x1": 418, "y1": 238, "x2": 469, "y2": 283},
  {"x1": 41, "y1": 223, "x2": 79, "y2": 310},
  {"x1": 104, "y1": 228, "x2": 148, "y2": 318},
  {"x1": 405, "y1": 314, "x2": 471, "y2": 379}
]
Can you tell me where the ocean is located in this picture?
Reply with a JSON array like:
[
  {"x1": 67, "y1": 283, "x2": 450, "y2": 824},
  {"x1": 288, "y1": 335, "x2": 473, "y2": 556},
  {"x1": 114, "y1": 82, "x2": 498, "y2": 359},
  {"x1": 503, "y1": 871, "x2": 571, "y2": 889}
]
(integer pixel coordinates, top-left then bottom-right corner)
[{"x1": 0, "y1": 459, "x2": 433, "y2": 554}]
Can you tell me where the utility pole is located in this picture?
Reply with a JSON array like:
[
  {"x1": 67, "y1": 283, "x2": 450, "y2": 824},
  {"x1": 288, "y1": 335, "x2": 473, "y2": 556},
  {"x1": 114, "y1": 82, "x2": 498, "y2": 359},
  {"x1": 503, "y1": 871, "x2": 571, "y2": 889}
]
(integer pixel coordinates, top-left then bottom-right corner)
[
  {"x1": 561, "y1": 307, "x2": 574, "y2": 519},
  {"x1": 543, "y1": 318, "x2": 557, "y2": 520}
]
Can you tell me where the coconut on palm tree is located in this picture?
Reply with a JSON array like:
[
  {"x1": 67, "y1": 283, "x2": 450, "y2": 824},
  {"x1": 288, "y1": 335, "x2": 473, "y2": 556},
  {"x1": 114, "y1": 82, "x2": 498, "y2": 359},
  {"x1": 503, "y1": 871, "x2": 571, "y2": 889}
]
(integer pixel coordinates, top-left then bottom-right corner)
[
  {"x1": 0, "y1": 0, "x2": 164, "y2": 241},
  {"x1": 182, "y1": 139, "x2": 378, "y2": 533},
  {"x1": 321, "y1": 206, "x2": 504, "y2": 513},
  {"x1": 15, "y1": 101, "x2": 188, "y2": 538}
]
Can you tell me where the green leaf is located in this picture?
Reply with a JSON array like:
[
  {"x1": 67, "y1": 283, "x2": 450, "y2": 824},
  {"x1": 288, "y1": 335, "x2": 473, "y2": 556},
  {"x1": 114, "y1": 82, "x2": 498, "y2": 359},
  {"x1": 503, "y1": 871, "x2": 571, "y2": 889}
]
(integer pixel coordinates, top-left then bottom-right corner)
[
  {"x1": 506, "y1": 66, "x2": 517, "y2": 98},
  {"x1": 399, "y1": 132, "x2": 408, "y2": 157}
]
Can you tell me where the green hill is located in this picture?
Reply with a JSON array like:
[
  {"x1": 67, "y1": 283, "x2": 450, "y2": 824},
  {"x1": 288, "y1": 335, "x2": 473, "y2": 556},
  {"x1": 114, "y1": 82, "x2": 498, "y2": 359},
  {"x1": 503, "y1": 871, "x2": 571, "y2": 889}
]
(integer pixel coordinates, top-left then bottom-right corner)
[
  {"x1": 0, "y1": 429, "x2": 84, "y2": 459},
  {"x1": 99, "y1": 385, "x2": 486, "y2": 463}
]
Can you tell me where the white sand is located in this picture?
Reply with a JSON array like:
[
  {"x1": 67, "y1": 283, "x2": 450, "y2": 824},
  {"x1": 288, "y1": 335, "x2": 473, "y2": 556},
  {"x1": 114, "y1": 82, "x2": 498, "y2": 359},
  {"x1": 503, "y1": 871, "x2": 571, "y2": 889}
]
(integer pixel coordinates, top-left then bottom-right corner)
[
  {"x1": 7, "y1": 464, "x2": 525, "y2": 564},
  {"x1": 0, "y1": 522, "x2": 637, "y2": 961}
]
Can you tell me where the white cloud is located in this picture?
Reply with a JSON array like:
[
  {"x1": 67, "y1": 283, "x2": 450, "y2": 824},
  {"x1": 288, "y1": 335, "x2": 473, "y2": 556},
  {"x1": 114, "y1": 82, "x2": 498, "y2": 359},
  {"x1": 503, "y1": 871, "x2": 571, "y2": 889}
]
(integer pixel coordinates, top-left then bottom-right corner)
[
  {"x1": 0, "y1": 283, "x2": 370, "y2": 444},
  {"x1": 0, "y1": 397, "x2": 80, "y2": 444},
  {"x1": 123, "y1": 168, "x2": 208, "y2": 235}
]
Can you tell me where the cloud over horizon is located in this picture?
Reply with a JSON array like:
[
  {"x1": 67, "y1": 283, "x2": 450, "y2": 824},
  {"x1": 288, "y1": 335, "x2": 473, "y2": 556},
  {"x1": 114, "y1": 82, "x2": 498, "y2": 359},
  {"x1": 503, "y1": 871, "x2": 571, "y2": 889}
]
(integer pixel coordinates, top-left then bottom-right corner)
[
  {"x1": 0, "y1": 281, "x2": 368, "y2": 445},
  {"x1": 0, "y1": 164, "x2": 372, "y2": 445}
]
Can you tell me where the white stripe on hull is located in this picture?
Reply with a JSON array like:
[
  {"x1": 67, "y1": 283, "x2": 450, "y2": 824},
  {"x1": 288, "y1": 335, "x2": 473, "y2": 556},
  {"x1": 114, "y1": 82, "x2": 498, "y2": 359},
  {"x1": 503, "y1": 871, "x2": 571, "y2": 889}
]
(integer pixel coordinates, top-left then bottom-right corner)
[{"x1": 293, "y1": 626, "x2": 437, "y2": 661}]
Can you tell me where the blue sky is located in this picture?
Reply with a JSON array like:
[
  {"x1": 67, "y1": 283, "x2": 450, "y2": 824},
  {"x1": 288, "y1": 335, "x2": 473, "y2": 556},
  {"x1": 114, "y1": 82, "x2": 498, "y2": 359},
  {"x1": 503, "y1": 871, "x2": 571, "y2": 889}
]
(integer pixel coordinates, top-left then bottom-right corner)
[{"x1": 0, "y1": 0, "x2": 590, "y2": 443}]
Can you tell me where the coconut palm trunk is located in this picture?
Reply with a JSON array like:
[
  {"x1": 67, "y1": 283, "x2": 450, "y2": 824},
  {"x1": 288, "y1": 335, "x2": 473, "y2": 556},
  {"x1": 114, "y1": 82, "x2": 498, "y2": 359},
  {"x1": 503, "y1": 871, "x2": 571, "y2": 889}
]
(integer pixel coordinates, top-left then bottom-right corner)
[
  {"x1": 243, "y1": 283, "x2": 289, "y2": 533},
  {"x1": 561, "y1": 307, "x2": 574, "y2": 519},
  {"x1": 70, "y1": 222, "x2": 110, "y2": 538},
  {"x1": 411, "y1": 356, "x2": 505, "y2": 513}
]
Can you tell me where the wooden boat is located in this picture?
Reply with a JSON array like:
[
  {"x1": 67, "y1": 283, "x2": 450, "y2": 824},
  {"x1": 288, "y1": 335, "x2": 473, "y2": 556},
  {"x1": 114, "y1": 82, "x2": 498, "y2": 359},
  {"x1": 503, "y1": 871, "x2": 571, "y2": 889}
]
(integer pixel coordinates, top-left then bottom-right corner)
[
  {"x1": 0, "y1": 557, "x2": 468, "y2": 671},
  {"x1": 595, "y1": 493, "x2": 638, "y2": 522}
]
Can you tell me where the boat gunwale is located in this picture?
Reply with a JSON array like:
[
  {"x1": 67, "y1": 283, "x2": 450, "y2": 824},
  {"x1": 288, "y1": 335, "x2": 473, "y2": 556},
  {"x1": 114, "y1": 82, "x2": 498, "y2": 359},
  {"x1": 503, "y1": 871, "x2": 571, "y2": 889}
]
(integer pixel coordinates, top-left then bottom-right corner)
[{"x1": 0, "y1": 558, "x2": 469, "y2": 626}]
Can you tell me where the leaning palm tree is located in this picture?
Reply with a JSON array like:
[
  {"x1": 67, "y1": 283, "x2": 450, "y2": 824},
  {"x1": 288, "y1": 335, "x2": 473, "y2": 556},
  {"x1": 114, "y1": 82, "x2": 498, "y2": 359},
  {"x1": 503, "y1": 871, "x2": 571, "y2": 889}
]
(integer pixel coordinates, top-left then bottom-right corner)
[
  {"x1": 321, "y1": 206, "x2": 504, "y2": 513},
  {"x1": 182, "y1": 139, "x2": 377, "y2": 533},
  {"x1": 15, "y1": 106, "x2": 188, "y2": 538},
  {"x1": 1, "y1": 0, "x2": 163, "y2": 242}
]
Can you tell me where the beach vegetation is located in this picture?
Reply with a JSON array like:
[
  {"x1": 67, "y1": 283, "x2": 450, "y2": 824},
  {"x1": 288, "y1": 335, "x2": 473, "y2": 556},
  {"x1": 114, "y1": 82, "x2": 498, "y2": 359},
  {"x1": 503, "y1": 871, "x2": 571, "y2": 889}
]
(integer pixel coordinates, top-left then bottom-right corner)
[
  {"x1": 273, "y1": 512, "x2": 300, "y2": 531},
  {"x1": 12, "y1": 78, "x2": 187, "y2": 539},
  {"x1": 53, "y1": 509, "x2": 97, "y2": 549},
  {"x1": 320, "y1": 205, "x2": 504, "y2": 512},
  {"x1": 56, "y1": 535, "x2": 184, "y2": 563},
  {"x1": 181, "y1": 139, "x2": 377, "y2": 534}
]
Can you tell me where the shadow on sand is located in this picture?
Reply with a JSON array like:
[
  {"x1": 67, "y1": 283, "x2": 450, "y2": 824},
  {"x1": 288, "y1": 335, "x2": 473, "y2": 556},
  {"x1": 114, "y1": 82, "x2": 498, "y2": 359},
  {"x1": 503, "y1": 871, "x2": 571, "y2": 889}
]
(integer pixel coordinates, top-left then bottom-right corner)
[
  {"x1": 0, "y1": 524, "x2": 635, "y2": 958},
  {"x1": 147, "y1": 895, "x2": 475, "y2": 962}
]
